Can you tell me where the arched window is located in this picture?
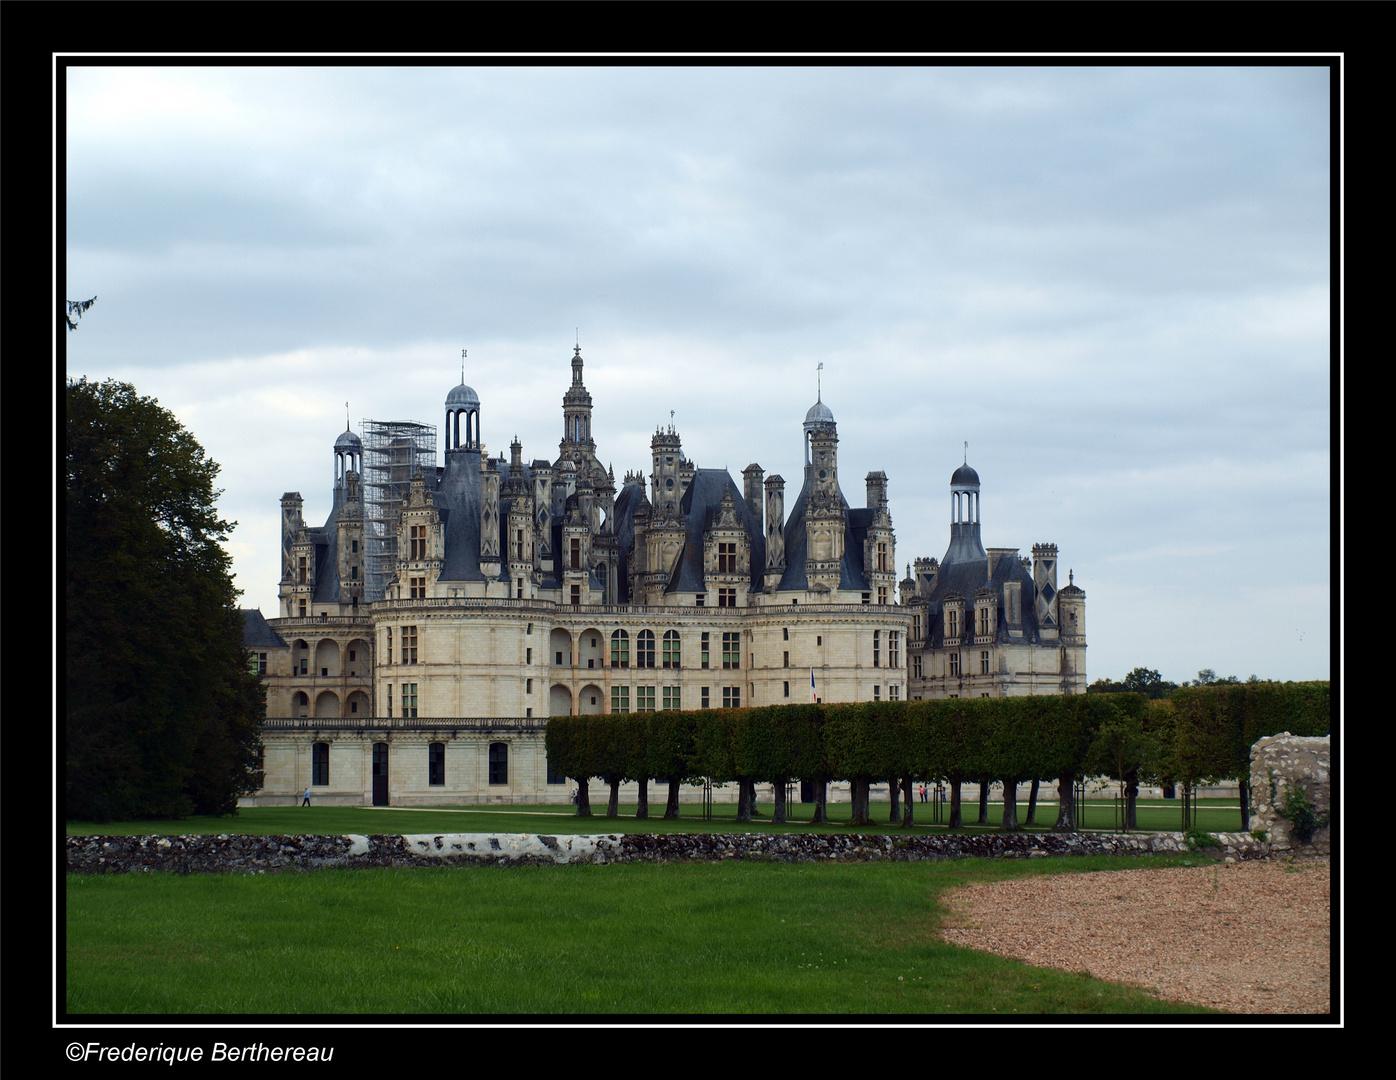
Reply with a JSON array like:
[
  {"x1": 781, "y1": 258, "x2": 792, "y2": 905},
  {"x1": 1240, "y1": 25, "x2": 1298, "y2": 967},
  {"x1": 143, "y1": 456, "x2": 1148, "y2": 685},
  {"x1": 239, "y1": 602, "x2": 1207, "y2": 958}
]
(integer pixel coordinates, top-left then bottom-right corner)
[
  {"x1": 488, "y1": 742, "x2": 508, "y2": 785},
  {"x1": 610, "y1": 629, "x2": 629, "y2": 668},
  {"x1": 293, "y1": 691, "x2": 310, "y2": 718},
  {"x1": 662, "y1": 630, "x2": 681, "y2": 669},
  {"x1": 429, "y1": 742, "x2": 445, "y2": 786},
  {"x1": 636, "y1": 629, "x2": 655, "y2": 668},
  {"x1": 312, "y1": 742, "x2": 330, "y2": 786}
]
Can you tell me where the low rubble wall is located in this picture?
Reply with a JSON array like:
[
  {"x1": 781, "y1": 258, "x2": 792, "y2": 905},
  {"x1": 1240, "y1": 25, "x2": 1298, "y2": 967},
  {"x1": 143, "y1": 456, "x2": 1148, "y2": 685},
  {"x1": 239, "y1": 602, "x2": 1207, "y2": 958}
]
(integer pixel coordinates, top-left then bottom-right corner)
[
  {"x1": 1250, "y1": 733, "x2": 1331, "y2": 855},
  {"x1": 66, "y1": 829, "x2": 1269, "y2": 874}
]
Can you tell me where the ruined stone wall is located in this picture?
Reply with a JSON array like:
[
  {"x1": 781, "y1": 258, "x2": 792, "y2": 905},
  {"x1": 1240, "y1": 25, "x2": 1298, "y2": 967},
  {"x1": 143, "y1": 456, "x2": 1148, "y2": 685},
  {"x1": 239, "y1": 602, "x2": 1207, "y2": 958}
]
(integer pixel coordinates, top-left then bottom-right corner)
[
  {"x1": 66, "y1": 829, "x2": 1270, "y2": 874},
  {"x1": 1250, "y1": 733, "x2": 1331, "y2": 856}
]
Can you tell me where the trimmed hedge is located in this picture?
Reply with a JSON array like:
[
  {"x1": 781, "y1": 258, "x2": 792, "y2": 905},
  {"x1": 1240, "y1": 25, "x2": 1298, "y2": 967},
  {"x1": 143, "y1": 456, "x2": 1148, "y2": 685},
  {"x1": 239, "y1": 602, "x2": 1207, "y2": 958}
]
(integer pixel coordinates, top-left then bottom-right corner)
[{"x1": 544, "y1": 683, "x2": 1330, "y2": 830}]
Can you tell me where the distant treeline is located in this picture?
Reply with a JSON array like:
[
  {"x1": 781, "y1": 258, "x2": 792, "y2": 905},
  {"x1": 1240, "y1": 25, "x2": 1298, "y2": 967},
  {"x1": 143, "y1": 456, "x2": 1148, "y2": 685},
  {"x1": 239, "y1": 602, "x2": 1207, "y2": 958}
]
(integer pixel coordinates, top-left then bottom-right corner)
[{"x1": 545, "y1": 682, "x2": 1330, "y2": 831}]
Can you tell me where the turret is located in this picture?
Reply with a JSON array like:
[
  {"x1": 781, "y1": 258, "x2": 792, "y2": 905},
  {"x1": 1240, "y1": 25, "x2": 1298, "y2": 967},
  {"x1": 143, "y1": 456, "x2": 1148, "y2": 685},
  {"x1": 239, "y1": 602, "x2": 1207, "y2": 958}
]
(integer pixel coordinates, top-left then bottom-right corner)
[
  {"x1": 1032, "y1": 542, "x2": 1059, "y2": 640},
  {"x1": 763, "y1": 473, "x2": 786, "y2": 592}
]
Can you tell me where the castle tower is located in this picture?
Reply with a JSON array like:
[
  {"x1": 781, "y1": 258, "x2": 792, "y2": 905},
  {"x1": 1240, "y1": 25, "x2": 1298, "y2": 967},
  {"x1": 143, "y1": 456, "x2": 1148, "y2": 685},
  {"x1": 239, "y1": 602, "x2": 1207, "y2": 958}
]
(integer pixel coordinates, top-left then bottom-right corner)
[
  {"x1": 445, "y1": 380, "x2": 481, "y2": 452},
  {"x1": 803, "y1": 396, "x2": 845, "y2": 593},
  {"x1": 743, "y1": 463, "x2": 764, "y2": 520},
  {"x1": 560, "y1": 345, "x2": 595, "y2": 466},
  {"x1": 943, "y1": 459, "x2": 987, "y2": 566},
  {"x1": 280, "y1": 492, "x2": 304, "y2": 585},
  {"x1": 480, "y1": 455, "x2": 501, "y2": 579},
  {"x1": 863, "y1": 470, "x2": 895, "y2": 604},
  {"x1": 650, "y1": 426, "x2": 684, "y2": 517},
  {"x1": 334, "y1": 425, "x2": 362, "y2": 497}
]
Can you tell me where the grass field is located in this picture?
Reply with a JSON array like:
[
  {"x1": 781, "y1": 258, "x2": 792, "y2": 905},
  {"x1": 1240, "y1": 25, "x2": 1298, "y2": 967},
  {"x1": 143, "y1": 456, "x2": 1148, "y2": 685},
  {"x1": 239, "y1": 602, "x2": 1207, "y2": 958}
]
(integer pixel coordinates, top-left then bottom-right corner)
[
  {"x1": 65, "y1": 854, "x2": 1219, "y2": 1016},
  {"x1": 65, "y1": 798, "x2": 1245, "y2": 838}
]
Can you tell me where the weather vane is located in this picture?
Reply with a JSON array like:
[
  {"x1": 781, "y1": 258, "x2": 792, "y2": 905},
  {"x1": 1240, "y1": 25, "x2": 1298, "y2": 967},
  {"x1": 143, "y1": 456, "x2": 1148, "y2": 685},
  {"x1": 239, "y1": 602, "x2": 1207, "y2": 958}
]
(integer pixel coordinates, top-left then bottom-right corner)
[
  {"x1": 817, "y1": 361, "x2": 823, "y2": 401},
  {"x1": 345, "y1": 402, "x2": 350, "y2": 430},
  {"x1": 964, "y1": 440, "x2": 968, "y2": 465},
  {"x1": 461, "y1": 348, "x2": 467, "y2": 382}
]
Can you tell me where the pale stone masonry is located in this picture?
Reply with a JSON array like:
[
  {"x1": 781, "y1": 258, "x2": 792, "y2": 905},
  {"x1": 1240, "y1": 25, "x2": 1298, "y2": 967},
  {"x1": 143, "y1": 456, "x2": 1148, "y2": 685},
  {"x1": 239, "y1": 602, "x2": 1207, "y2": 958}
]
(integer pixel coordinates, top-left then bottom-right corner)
[
  {"x1": 243, "y1": 345, "x2": 1085, "y2": 805},
  {"x1": 1250, "y1": 733, "x2": 1330, "y2": 855}
]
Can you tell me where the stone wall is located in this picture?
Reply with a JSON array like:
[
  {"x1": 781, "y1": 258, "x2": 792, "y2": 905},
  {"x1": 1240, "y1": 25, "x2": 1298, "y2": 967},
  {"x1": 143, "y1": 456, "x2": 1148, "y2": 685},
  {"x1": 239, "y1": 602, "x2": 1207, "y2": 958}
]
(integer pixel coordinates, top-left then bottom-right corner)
[
  {"x1": 66, "y1": 829, "x2": 1269, "y2": 874},
  {"x1": 1250, "y1": 733, "x2": 1331, "y2": 855}
]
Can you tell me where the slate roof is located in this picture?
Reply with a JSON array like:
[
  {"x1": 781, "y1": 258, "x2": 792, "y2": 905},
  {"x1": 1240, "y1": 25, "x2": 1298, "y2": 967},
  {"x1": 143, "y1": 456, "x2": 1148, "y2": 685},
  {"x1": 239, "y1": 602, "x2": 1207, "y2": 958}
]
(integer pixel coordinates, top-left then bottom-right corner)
[
  {"x1": 923, "y1": 522, "x2": 1040, "y2": 645},
  {"x1": 242, "y1": 608, "x2": 288, "y2": 648},
  {"x1": 774, "y1": 472, "x2": 870, "y2": 593},
  {"x1": 666, "y1": 468, "x2": 768, "y2": 595}
]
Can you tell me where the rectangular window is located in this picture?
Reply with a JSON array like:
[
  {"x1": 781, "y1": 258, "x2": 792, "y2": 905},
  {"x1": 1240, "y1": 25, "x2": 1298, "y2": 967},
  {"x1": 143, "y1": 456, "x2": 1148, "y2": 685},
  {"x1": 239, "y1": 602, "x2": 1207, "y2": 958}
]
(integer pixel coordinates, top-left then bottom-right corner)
[
  {"x1": 410, "y1": 576, "x2": 425, "y2": 599},
  {"x1": 298, "y1": 557, "x2": 307, "y2": 584},
  {"x1": 912, "y1": 655, "x2": 923, "y2": 679},
  {"x1": 636, "y1": 686, "x2": 656, "y2": 712},
  {"x1": 783, "y1": 681, "x2": 790, "y2": 698},
  {"x1": 723, "y1": 686, "x2": 741, "y2": 708},
  {"x1": 817, "y1": 635, "x2": 822, "y2": 647},
  {"x1": 410, "y1": 524, "x2": 427, "y2": 561},
  {"x1": 570, "y1": 585, "x2": 581, "y2": 606},
  {"x1": 298, "y1": 599, "x2": 307, "y2": 618},
  {"x1": 718, "y1": 587, "x2": 736, "y2": 608},
  {"x1": 718, "y1": 542, "x2": 737, "y2": 573},
  {"x1": 402, "y1": 625, "x2": 418, "y2": 664},
  {"x1": 611, "y1": 633, "x2": 629, "y2": 668},
  {"x1": 299, "y1": 658, "x2": 308, "y2": 675},
  {"x1": 862, "y1": 592, "x2": 871, "y2": 605},
  {"x1": 386, "y1": 684, "x2": 392, "y2": 718},
  {"x1": 695, "y1": 593, "x2": 705, "y2": 607},
  {"x1": 947, "y1": 609, "x2": 959, "y2": 638},
  {"x1": 547, "y1": 761, "x2": 566, "y2": 785},
  {"x1": 876, "y1": 541, "x2": 888, "y2": 571},
  {"x1": 877, "y1": 586, "x2": 888, "y2": 605},
  {"x1": 351, "y1": 539, "x2": 358, "y2": 554},
  {"x1": 662, "y1": 632, "x2": 681, "y2": 669},
  {"x1": 890, "y1": 684, "x2": 900, "y2": 700},
  {"x1": 351, "y1": 565, "x2": 358, "y2": 580},
  {"x1": 570, "y1": 538, "x2": 581, "y2": 570},
  {"x1": 701, "y1": 687, "x2": 710, "y2": 709},
  {"x1": 429, "y1": 743, "x2": 445, "y2": 786},
  {"x1": 722, "y1": 631, "x2": 740, "y2": 669},
  {"x1": 637, "y1": 632, "x2": 655, "y2": 668},
  {"x1": 386, "y1": 627, "x2": 393, "y2": 665},
  {"x1": 526, "y1": 647, "x2": 532, "y2": 664},
  {"x1": 874, "y1": 685, "x2": 881, "y2": 701},
  {"x1": 913, "y1": 613, "x2": 922, "y2": 639},
  {"x1": 701, "y1": 632, "x2": 710, "y2": 669},
  {"x1": 526, "y1": 678, "x2": 533, "y2": 694},
  {"x1": 611, "y1": 685, "x2": 630, "y2": 713},
  {"x1": 949, "y1": 653, "x2": 960, "y2": 677},
  {"x1": 873, "y1": 630, "x2": 880, "y2": 668},
  {"x1": 978, "y1": 607, "x2": 990, "y2": 635},
  {"x1": 981, "y1": 650, "x2": 991, "y2": 675},
  {"x1": 890, "y1": 631, "x2": 900, "y2": 669},
  {"x1": 312, "y1": 742, "x2": 329, "y2": 786},
  {"x1": 663, "y1": 686, "x2": 682, "y2": 710},
  {"x1": 783, "y1": 650, "x2": 789, "y2": 668},
  {"x1": 402, "y1": 684, "x2": 418, "y2": 718}
]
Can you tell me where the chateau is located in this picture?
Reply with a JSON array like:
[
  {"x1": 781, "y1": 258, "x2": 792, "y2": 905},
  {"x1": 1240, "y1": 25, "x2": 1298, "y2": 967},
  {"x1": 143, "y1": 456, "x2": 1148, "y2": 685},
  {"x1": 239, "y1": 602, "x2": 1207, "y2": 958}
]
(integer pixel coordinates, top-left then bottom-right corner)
[{"x1": 243, "y1": 347, "x2": 1085, "y2": 805}]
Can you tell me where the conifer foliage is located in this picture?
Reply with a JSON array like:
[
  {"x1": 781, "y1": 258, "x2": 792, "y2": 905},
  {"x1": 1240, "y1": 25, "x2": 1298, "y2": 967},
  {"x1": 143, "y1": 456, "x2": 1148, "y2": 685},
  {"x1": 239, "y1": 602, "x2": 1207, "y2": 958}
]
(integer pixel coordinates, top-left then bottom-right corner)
[{"x1": 66, "y1": 378, "x2": 264, "y2": 820}]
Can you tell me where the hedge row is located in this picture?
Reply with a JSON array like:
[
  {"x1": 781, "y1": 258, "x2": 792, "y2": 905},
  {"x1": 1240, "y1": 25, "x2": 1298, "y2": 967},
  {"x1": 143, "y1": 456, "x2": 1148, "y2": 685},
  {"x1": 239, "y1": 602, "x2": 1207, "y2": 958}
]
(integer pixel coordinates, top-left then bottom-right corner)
[{"x1": 544, "y1": 682, "x2": 1330, "y2": 830}]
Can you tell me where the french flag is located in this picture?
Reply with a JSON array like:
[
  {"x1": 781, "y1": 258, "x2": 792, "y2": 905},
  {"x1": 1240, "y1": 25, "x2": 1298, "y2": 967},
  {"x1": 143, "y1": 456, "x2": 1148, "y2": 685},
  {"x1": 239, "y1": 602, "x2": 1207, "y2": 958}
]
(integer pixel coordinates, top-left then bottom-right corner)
[{"x1": 810, "y1": 667, "x2": 817, "y2": 702}]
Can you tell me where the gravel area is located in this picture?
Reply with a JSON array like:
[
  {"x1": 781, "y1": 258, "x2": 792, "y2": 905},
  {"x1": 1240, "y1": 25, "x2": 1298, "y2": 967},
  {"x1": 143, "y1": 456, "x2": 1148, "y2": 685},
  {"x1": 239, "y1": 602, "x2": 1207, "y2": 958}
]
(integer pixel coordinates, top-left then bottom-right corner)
[{"x1": 939, "y1": 857, "x2": 1330, "y2": 1015}]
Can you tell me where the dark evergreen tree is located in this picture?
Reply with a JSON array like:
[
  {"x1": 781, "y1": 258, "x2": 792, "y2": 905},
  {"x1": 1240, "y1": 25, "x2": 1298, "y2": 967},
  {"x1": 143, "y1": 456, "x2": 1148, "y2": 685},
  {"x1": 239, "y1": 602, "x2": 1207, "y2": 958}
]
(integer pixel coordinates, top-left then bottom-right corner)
[{"x1": 66, "y1": 378, "x2": 264, "y2": 820}]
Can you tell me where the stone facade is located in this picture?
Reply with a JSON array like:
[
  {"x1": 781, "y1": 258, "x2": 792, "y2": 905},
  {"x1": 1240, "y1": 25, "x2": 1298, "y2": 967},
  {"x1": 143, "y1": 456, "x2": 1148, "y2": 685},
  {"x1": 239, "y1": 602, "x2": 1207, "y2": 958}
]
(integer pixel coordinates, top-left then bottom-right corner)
[
  {"x1": 244, "y1": 346, "x2": 1085, "y2": 805},
  {"x1": 1249, "y1": 733, "x2": 1331, "y2": 855}
]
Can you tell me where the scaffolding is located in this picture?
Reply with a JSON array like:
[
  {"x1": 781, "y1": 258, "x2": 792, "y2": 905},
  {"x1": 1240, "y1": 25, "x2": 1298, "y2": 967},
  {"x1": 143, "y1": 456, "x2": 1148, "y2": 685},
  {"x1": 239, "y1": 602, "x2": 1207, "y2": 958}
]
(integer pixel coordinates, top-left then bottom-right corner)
[{"x1": 362, "y1": 420, "x2": 438, "y2": 602}]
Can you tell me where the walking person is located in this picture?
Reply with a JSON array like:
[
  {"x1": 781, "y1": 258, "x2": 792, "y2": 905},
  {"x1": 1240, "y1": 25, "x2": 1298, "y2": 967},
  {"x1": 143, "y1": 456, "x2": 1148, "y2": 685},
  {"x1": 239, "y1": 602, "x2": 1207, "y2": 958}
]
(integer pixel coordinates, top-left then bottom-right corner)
[{"x1": 302, "y1": 787, "x2": 311, "y2": 807}]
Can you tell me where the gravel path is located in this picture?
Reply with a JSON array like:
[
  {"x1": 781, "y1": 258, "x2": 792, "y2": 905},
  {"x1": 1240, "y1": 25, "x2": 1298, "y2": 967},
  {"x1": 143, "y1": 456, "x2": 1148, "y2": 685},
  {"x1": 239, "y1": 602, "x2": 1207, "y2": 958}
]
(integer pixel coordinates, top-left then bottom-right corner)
[{"x1": 939, "y1": 857, "x2": 1330, "y2": 1015}]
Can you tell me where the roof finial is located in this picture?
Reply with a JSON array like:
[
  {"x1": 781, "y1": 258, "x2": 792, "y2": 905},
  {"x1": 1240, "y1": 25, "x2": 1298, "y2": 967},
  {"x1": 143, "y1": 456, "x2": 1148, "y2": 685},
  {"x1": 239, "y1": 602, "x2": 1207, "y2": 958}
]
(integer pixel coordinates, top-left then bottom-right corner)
[
  {"x1": 345, "y1": 402, "x2": 350, "y2": 431},
  {"x1": 461, "y1": 348, "x2": 467, "y2": 383},
  {"x1": 964, "y1": 440, "x2": 968, "y2": 465},
  {"x1": 817, "y1": 361, "x2": 823, "y2": 402}
]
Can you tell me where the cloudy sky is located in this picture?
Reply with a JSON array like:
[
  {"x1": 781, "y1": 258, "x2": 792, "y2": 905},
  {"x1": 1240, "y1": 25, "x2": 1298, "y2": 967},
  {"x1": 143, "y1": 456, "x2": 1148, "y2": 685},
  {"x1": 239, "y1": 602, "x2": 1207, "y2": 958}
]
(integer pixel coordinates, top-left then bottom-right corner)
[{"x1": 62, "y1": 63, "x2": 1333, "y2": 686}]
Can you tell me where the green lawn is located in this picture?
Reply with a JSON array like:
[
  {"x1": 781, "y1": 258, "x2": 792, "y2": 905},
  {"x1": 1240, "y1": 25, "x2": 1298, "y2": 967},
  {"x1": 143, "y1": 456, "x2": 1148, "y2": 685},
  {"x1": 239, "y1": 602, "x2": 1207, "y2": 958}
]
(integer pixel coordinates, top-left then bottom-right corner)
[
  {"x1": 65, "y1": 855, "x2": 1218, "y2": 1016},
  {"x1": 66, "y1": 798, "x2": 1244, "y2": 838}
]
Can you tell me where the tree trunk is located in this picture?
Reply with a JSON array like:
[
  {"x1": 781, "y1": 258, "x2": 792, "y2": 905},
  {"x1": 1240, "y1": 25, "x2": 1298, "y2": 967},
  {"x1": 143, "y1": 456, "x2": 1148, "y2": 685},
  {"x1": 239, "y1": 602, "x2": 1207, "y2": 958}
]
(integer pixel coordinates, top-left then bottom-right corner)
[
  {"x1": 812, "y1": 780, "x2": 828, "y2": 824},
  {"x1": 1025, "y1": 779, "x2": 1040, "y2": 827},
  {"x1": 1239, "y1": 778, "x2": 1250, "y2": 830},
  {"x1": 949, "y1": 779, "x2": 963, "y2": 829},
  {"x1": 773, "y1": 778, "x2": 788, "y2": 824},
  {"x1": 1052, "y1": 774, "x2": 1075, "y2": 832},
  {"x1": 664, "y1": 778, "x2": 681, "y2": 819},
  {"x1": 576, "y1": 777, "x2": 592, "y2": 817},
  {"x1": 736, "y1": 778, "x2": 753, "y2": 822},
  {"x1": 750, "y1": 783, "x2": 761, "y2": 818},
  {"x1": 606, "y1": 777, "x2": 620, "y2": 818},
  {"x1": 1125, "y1": 773, "x2": 1139, "y2": 830},
  {"x1": 887, "y1": 777, "x2": 901, "y2": 824},
  {"x1": 901, "y1": 776, "x2": 915, "y2": 828},
  {"x1": 635, "y1": 778, "x2": 649, "y2": 820},
  {"x1": 850, "y1": 777, "x2": 872, "y2": 826},
  {"x1": 1000, "y1": 779, "x2": 1020, "y2": 831},
  {"x1": 977, "y1": 780, "x2": 991, "y2": 825}
]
